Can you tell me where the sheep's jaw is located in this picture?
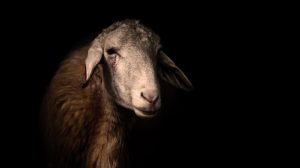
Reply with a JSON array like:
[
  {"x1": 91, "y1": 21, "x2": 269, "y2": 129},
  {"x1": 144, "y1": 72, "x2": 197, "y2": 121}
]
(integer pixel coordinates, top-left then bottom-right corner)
[{"x1": 133, "y1": 107, "x2": 158, "y2": 118}]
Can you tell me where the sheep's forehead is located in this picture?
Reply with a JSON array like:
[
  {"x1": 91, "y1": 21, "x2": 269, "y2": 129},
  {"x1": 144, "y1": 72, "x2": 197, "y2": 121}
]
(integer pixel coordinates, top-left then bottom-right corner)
[{"x1": 105, "y1": 24, "x2": 160, "y2": 51}]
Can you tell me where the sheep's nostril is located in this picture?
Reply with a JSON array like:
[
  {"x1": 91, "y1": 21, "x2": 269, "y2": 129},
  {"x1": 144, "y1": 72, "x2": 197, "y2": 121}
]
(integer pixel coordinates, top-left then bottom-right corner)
[{"x1": 141, "y1": 92, "x2": 159, "y2": 104}]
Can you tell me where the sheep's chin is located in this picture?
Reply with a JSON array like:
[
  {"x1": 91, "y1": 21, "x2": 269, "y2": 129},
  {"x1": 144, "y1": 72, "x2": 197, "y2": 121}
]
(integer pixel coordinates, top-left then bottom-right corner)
[{"x1": 133, "y1": 108, "x2": 157, "y2": 118}]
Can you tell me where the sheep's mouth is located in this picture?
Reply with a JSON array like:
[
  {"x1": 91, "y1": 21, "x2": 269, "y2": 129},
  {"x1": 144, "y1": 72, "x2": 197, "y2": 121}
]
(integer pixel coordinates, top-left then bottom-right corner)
[{"x1": 133, "y1": 107, "x2": 158, "y2": 118}]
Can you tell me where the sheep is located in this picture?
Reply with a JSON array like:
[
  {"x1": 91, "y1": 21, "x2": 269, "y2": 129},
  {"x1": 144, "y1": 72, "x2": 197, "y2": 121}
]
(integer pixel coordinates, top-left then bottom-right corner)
[{"x1": 41, "y1": 19, "x2": 193, "y2": 168}]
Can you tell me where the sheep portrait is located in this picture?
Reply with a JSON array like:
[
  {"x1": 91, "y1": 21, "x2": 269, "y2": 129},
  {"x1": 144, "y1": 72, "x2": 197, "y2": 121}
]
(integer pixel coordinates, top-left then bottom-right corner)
[{"x1": 41, "y1": 19, "x2": 193, "y2": 168}]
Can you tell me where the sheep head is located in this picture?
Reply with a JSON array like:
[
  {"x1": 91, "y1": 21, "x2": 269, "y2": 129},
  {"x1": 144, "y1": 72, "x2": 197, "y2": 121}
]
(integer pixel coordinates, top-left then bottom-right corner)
[{"x1": 85, "y1": 20, "x2": 193, "y2": 118}]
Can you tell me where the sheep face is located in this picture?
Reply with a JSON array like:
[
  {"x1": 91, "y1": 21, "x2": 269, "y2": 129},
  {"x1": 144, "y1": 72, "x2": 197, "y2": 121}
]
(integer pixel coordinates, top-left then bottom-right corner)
[
  {"x1": 85, "y1": 20, "x2": 193, "y2": 118},
  {"x1": 102, "y1": 25, "x2": 161, "y2": 118}
]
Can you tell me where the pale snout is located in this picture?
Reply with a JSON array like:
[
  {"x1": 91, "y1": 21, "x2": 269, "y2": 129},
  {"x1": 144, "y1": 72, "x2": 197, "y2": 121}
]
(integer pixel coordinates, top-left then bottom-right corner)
[
  {"x1": 141, "y1": 91, "x2": 159, "y2": 105},
  {"x1": 132, "y1": 89, "x2": 161, "y2": 118}
]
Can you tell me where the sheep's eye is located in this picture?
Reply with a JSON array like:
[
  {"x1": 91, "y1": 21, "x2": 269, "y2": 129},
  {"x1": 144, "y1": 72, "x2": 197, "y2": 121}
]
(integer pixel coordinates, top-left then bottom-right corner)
[
  {"x1": 156, "y1": 48, "x2": 162, "y2": 55},
  {"x1": 107, "y1": 48, "x2": 117, "y2": 55}
]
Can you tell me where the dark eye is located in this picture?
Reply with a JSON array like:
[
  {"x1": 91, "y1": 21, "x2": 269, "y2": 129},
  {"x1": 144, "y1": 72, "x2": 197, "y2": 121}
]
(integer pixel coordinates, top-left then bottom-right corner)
[
  {"x1": 157, "y1": 47, "x2": 162, "y2": 54},
  {"x1": 107, "y1": 48, "x2": 117, "y2": 55}
]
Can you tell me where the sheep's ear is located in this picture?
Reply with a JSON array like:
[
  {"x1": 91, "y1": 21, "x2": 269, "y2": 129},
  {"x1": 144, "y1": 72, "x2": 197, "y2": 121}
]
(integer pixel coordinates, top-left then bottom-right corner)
[
  {"x1": 85, "y1": 38, "x2": 103, "y2": 81},
  {"x1": 158, "y1": 51, "x2": 194, "y2": 91}
]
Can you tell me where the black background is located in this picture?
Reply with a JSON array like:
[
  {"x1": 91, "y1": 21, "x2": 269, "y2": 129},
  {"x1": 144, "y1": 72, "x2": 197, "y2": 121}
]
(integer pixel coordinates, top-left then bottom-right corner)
[{"x1": 1, "y1": 3, "x2": 275, "y2": 168}]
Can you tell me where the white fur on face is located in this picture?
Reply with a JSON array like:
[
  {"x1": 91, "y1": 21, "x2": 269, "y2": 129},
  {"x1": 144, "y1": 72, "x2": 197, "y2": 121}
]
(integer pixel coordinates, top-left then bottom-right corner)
[{"x1": 104, "y1": 33, "x2": 161, "y2": 118}]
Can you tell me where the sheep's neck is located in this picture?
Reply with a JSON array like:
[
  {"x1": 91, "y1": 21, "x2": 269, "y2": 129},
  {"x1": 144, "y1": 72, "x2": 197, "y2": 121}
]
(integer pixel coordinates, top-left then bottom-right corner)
[
  {"x1": 99, "y1": 117, "x2": 125, "y2": 167},
  {"x1": 86, "y1": 66, "x2": 133, "y2": 168},
  {"x1": 87, "y1": 98, "x2": 133, "y2": 168}
]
